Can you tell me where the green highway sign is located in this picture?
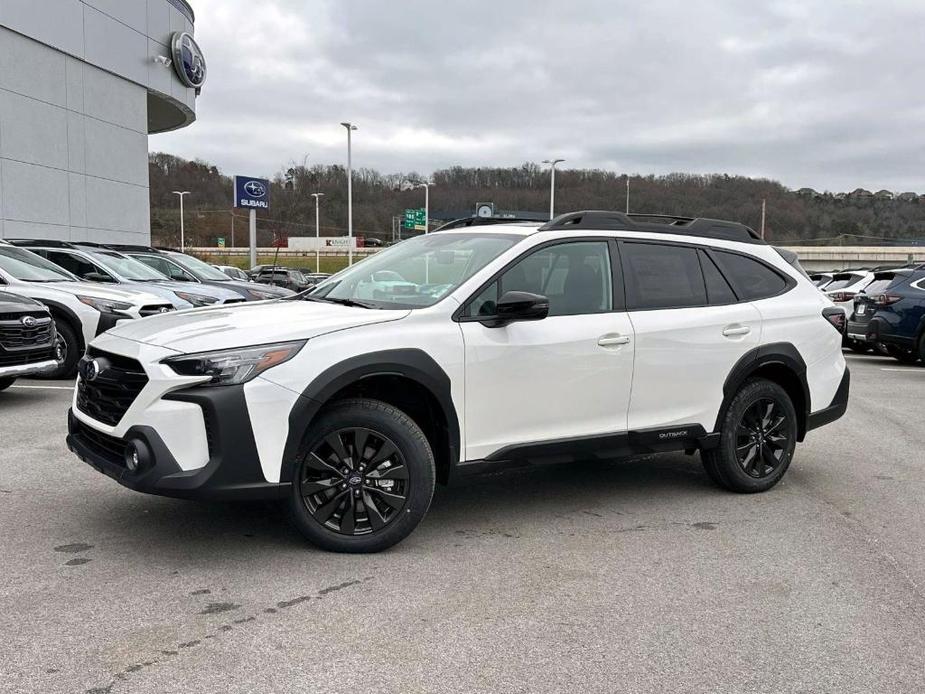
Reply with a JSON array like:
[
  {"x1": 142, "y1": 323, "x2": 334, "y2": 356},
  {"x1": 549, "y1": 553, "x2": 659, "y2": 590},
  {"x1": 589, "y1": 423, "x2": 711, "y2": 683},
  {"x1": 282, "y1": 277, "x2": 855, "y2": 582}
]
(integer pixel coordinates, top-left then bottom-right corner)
[{"x1": 404, "y1": 208, "x2": 426, "y2": 230}]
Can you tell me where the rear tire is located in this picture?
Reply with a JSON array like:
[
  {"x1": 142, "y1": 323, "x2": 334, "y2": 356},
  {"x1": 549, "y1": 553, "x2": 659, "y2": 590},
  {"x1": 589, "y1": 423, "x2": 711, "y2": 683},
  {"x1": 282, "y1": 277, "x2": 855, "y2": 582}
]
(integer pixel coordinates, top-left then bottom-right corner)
[
  {"x1": 42, "y1": 320, "x2": 80, "y2": 379},
  {"x1": 288, "y1": 398, "x2": 435, "y2": 553},
  {"x1": 886, "y1": 344, "x2": 919, "y2": 365},
  {"x1": 917, "y1": 333, "x2": 925, "y2": 366},
  {"x1": 702, "y1": 379, "x2": 797, "y2": 493},
  {"x1": 0, "y1": 378, "x2": 15, "y2": 392},
  {"x1": 847, "y1": 340, "x2": 871, "y2": 354}
]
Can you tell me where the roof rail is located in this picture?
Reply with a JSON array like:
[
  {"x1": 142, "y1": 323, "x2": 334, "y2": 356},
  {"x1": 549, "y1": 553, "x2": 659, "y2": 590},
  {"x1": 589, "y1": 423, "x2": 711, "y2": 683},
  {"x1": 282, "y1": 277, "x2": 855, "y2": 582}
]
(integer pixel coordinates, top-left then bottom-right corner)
[
  {"x1": 105, "y1": 244, "x2": 160, "y2": 252},
  {"x1": 432, "y1": 216, "x2": 544, "y2": 232},
  {"x1": 539, "y1": 210, "x2": 763, "y2": 244},
  {"x1": 4, "y1": 238, "x2": 77, "y2": 248}
]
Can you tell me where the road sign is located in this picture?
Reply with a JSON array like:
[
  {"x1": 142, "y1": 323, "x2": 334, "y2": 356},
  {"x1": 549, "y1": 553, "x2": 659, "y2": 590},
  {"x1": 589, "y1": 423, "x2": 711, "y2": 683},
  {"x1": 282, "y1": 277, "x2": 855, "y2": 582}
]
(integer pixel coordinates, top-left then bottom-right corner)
[
  {"x1": 233, "y1": 175, "x2": 270, "y2": 210},
  {"x1": 404, "y1": 208, "x2": 426, "y2": 230},
  {"x1": 217, "y1": 237, "x2": 225, "y2": 248}
]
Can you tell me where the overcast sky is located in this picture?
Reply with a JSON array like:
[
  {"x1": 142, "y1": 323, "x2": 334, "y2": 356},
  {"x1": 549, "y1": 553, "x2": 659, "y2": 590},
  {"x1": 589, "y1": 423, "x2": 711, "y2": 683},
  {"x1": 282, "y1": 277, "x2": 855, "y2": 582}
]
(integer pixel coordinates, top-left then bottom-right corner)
[{"x1": 153, "y1": 0, "x2": 925, "y2": 192}]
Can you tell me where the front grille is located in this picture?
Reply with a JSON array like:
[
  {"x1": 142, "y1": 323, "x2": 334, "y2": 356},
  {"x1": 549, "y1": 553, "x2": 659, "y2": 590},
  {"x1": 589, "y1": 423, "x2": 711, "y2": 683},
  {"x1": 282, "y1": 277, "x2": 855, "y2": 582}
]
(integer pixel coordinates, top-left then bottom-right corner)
[
  {"x1": 139, "y1": 305, "x2": 175, "y2": 317},
  {"x1": 75, "y1": 348, "x2": 148, "y2": 426},
  {"x1": 72, "y1": 418, "x2": 126, "y2": 468},
  {"x1": 0, "y1": 346, "x2": 55, "y2": 367},
  {"x1": 0, "y1": 316, "x2": 54, "y2": 349},
  {"x1": 224, "y1": 298, "x2": 246, "y2": 304},
  {"x1": 0, "y1": 310, "x2": 48, "y2": 321}
]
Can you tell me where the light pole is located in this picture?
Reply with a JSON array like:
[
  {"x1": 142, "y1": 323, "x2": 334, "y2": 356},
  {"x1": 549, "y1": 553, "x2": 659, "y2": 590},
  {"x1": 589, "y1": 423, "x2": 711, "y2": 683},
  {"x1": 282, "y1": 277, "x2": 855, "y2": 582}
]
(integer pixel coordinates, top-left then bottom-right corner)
[
  {"x1": 172, "y1": 191, "x2": 190, "y2": 251},
  {"x1": 340, "y1": 122, "x2": 357, "y2": 266},
  {"x1": 414, "y1": 182, "x2": 430, "y2": 234},
  {"x1": 541, "y1": 159, "x2": 564, "y2": 220},
  {"x1": 310, "y1": 192, "x2": 325, "y2": 273}
]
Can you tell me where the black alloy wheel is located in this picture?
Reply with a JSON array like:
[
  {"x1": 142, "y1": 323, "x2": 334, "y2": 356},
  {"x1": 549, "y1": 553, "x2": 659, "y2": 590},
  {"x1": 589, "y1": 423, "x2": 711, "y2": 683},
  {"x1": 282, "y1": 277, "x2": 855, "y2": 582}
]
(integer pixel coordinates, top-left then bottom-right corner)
[
  {"x1": 734, "y1": 399, "x2": 791, "y2": 479},
  {"x1": 298, "y1": 427, "x2": 409, "y2": 536},
  {"x1": 288, "y1": 398, "x2": 435, "y2": 553}
]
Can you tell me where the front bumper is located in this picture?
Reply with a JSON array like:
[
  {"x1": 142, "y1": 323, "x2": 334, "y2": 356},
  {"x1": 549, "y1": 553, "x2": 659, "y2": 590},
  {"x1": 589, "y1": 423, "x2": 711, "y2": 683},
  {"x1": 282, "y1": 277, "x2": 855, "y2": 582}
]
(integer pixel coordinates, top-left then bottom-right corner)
[
  {"x1": 67, "y1": 382, "x2": 290, "y2": 501},
  {"x1": 0, "y1": 358, "x2": 58, "y2": 379}
]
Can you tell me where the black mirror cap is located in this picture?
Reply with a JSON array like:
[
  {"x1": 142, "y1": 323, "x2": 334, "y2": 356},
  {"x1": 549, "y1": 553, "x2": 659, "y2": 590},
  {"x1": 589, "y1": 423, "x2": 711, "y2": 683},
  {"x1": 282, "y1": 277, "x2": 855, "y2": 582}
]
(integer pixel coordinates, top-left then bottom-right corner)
[{"x1": 488, "y1": 291, "x2": 549, "y2": 326}]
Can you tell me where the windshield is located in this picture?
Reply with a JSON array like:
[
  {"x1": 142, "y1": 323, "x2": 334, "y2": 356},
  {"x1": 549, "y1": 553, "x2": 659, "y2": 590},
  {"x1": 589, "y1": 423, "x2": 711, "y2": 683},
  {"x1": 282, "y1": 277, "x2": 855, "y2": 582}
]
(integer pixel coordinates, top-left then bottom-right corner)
[
  {"x1": 94, "y1": 251, "x2": 170, "y2": 281},
  {"x1": 0, "y1": 247, "x2": 75, "y2": 282},
  {"x1": 312, "y1": 233, "x2": 522, "y2": 309},
  {"x1": 170, "y1": 253, "x2": 235, "y2": 281}
]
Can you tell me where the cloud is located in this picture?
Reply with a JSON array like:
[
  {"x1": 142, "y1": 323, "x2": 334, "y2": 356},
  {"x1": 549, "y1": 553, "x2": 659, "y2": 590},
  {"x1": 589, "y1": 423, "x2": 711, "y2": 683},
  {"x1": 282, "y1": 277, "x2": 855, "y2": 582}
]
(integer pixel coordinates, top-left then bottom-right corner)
[{"x1": 151, "y1": 0, "x2": 925, "y2": 191}]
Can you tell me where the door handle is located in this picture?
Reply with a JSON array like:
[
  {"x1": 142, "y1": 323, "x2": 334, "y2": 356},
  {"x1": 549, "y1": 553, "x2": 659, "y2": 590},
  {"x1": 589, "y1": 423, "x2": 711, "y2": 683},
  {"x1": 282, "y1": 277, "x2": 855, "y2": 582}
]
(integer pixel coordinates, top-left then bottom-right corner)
[
  {"x1": 598, "y1": 334, "x2": 631, "y2": 346},
  {"x1": 722, "y1": 325, "x2": 751, "y2": 337}
]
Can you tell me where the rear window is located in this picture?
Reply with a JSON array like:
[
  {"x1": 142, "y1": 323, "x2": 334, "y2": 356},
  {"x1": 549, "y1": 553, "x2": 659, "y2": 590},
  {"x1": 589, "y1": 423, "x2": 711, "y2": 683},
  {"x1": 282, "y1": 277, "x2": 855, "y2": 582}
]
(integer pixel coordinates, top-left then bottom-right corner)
[
  {"x1": 712, "y1": 251, "x2": 789, "y2": 301},
  {"x1": 824, "y1": 274, "x2": 864, "y2": 291},
  {"x1": 622, "y1": 242, "x2": 706, "y2": 310},
  {"x1": 863, "y1": 275, "x2": 900, "y2": 294}
]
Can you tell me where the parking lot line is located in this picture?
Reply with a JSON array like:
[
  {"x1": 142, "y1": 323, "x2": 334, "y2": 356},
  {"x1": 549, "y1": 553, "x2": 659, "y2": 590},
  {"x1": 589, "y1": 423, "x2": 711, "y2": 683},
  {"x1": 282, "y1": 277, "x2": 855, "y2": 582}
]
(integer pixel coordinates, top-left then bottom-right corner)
[
  {"x1": 880, "y1": 368, "x2": 925, "y2": 373},
  {"x1": 9, "y1": 385, "x2": 74, "y2": 390}
]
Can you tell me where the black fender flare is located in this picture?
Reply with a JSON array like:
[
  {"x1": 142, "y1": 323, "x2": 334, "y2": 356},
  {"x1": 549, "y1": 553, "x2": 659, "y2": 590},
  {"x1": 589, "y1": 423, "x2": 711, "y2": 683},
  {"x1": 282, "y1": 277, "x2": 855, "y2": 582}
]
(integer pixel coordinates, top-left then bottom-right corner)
[
  {"x1": 280, "y1": 348, "x2": 460, "y2": 483},
  {"x1": 37, "y1": 299, "x2": 85, "y2": 352},
  {"x1": 716, "y1": 342, "x2": 810, "y2": 438}
]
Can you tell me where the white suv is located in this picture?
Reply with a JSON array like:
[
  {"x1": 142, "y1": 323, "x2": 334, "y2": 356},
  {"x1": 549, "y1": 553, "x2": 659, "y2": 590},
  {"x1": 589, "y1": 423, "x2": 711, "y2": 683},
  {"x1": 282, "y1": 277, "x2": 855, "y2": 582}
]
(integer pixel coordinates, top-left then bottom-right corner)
[{"x1": 66, "y1": 211, "x2": 849, "y2": 552}]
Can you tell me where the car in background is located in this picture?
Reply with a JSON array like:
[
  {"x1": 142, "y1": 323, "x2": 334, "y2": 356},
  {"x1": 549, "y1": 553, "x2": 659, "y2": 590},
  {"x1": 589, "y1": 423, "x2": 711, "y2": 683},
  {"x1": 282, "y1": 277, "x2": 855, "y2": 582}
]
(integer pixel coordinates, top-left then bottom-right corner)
[
  {"x1": 7, "y1": 240, "x2": 246, "y2": 309},
  {"x1": 214, "y1": 265, "x2": 251, "y2": 282},
  {"x1": 246, "y1": 264, "x2": 285, "y2": 280},
  {"x1": 0, "y1": 291, "x2": 61, "y2": 391},
  {"x1": 109, "y1": 247, "x2": 294, "y2": 301},
  {"x1": 303, "y1": 273, "x2": 331, "y2": 288},
  {"x1": 255, "y1": 267, "x2": 311, "y2": 292},
  {"x1": 819, "y1": 271, "x2": 876, "y2": 351},
  {"x1": 847, "y1": 267, "x2": 925, "y2": 364},
  {"x1": 810, "y1": 272, "x2": 833, "y2": 288},
  {"x1": 0, "y1": 241, "x2": 174, "y2": 377}
]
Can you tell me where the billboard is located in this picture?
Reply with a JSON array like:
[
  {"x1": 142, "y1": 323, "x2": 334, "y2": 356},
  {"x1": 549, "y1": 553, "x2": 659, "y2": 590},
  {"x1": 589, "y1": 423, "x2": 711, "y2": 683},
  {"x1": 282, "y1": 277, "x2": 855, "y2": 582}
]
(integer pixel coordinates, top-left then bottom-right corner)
[
  {"x1": 288, "y1": 237, "x2": 357, "y2": 251},
  {"x1": 233, "y1": 175, "x2": 270, "y2": 210}
]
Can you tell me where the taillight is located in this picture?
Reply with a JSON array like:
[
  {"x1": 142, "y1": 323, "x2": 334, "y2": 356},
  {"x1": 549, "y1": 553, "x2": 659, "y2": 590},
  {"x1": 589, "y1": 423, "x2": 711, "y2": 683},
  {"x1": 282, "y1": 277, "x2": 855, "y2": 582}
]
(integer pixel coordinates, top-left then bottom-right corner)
[
  {"x1": 828, "y1": 291, "x2": 856, "y2": 303},
  {"x1": 872, "y1": 294, "x2": 902, "y2": 306},
  {"x1": 822, "y1": 307, "x2": 846, "y2": 333}
]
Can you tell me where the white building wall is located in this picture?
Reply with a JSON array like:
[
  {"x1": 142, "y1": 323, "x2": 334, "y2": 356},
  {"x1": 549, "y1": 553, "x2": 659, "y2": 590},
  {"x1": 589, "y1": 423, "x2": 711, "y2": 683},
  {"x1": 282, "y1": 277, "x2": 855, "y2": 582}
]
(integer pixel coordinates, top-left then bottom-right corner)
[{"x1": 0, "y1": 0, "x2": 198, "y2": 244}]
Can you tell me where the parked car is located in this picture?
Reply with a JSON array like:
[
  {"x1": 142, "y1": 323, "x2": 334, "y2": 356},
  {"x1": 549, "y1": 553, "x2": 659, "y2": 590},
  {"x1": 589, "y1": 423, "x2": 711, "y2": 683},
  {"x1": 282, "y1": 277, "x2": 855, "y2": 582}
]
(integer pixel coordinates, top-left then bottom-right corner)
[
  {"x1": 109, "y1": 246, "x2": 294, "y2": 301},
  {"x1": 66, "y1": 211, "x2": 848, "y2": 552},
  {"x1": 7, "y1": 240, "x2": 246, "y2": 308},
  {"x1": 255, "y1": 268, "x2": 311, "y2": 292},
  {"x1": 0, "y1": 291, "x2": 61, "y2": 390},
  {"x1": 0, "y1": 241, "x2": 174, "y2": 377},
  {"x1": 847, "y1": 267, "x2": 925, "y2": 364},
  {"x1": 818, "y1": 271, "x2": 876, "y2": 352},
  {"x1": 246, "y1": 264, "x2": 286, "y2": 280},
  {"x1": 214, "y1": 265, "x2": 251, "y2": 282},
  {"x1": 303, "y1": 273, "x2": 331, "y2": 288}
]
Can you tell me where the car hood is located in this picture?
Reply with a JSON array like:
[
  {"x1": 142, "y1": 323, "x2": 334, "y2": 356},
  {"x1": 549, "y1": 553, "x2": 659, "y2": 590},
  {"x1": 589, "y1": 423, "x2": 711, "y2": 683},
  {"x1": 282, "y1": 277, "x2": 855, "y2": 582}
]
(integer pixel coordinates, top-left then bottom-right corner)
[
  {"x1": 0, "y1": 290, "x2": 44, "y2": 311},
  {"x1": 224, "y1": 279, "x2": 293, "y2": 297},
  {"x1": 29, "y1": 282, "x2": 166, "y2": 305},
  {"x1": 104, "y1": 300, "x2": 410, "y2": 352},
  {"x1": 146, "y1": 280, "x2": 244, "y2": 302}
]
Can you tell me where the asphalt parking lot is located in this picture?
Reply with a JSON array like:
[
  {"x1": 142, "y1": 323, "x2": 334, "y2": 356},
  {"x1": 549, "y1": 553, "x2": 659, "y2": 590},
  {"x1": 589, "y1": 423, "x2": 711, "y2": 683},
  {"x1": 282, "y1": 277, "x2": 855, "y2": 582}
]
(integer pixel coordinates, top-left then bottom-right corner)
[{"x1": 1, "y1": 352, "x2": 924, "y2": 694}]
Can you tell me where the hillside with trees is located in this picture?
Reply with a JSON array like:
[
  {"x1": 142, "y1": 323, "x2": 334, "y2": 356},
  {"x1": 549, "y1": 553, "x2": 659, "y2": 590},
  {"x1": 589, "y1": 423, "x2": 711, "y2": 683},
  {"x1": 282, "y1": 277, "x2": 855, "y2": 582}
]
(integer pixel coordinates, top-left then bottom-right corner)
[{"x1": 149, "y1": 152, "x2": 925, "y2": 247}]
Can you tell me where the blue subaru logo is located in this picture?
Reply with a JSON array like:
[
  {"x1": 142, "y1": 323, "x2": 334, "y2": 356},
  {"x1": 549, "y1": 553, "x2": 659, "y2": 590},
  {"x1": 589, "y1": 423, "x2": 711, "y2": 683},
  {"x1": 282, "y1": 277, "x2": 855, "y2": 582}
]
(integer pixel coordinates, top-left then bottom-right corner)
[
  {"x1": 170, "y1": 32, "x2": 206, "y2": 89},
  {"x1": 244, "y1": 181, "x2": 266, "y2": 198}
]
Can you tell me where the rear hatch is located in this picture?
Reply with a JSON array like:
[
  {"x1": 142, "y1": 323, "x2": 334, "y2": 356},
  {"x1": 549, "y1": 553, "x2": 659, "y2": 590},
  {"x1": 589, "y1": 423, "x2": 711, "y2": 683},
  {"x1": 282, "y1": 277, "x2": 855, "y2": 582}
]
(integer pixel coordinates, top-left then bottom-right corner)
[{"x1": 851, "y1": 271, "x2": 907, "y2": 322}]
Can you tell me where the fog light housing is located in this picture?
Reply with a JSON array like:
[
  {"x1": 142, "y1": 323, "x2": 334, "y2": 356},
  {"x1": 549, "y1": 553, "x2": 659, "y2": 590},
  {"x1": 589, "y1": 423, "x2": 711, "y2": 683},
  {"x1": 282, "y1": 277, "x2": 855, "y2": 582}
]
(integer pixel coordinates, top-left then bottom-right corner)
[{"x1": 124, "y1": 440, "x2": 151, "y2": 472}]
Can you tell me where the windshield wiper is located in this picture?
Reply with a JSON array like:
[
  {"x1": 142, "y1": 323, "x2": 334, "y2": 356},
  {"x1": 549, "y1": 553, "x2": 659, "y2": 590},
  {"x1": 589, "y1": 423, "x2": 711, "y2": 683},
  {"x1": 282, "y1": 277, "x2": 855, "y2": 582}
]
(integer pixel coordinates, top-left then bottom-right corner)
[{"x1": 304, "y1": 295, "x2": 374, "y2": 309}]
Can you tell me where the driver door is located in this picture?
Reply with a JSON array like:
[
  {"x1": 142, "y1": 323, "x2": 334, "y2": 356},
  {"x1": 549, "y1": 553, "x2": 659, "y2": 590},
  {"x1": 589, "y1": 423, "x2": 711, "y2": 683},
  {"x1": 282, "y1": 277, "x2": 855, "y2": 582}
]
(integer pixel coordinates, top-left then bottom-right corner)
[{"x1": 458, "y1": 239, "x2": 635, "y2": 461}]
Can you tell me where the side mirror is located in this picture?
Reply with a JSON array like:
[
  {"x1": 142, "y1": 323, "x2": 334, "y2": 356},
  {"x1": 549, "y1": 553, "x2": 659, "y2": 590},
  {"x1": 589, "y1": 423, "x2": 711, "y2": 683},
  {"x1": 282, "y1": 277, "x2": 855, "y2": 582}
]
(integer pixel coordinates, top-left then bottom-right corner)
[
  {"x1": 484, "y1": 291, "x2": 549, "y2": 327},
  {"x1": 84, "y1": 272, "x2": 116, "y2": 283}
]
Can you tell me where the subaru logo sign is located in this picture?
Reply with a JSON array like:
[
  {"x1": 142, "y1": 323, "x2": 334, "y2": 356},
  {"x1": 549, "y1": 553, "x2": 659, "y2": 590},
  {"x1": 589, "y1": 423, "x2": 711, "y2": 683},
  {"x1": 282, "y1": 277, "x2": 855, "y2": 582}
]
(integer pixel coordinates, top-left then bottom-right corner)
[
  {"x1": 244, "y1": 181, "x2": 267, "y2": 198},
  {"x1": 78, "y1": 358, "x2": 101, "y2": 383},
  {"x1": 170, "y1": 32, "x2": 206, "y2": 90},
  {"x1": 21, "y1": 315, "x2": 37, "y2": 328},
  {"x1": 234, "y1": 175, "x2": 271, "y2": 210}
]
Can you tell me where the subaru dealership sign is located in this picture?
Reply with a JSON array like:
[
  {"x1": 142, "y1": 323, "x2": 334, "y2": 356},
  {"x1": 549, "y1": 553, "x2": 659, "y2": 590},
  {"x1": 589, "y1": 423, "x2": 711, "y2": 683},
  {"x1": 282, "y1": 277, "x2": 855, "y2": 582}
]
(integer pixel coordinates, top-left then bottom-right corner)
[{"x1": 233, "y1": 175, "x2": 270, "y2": 209}]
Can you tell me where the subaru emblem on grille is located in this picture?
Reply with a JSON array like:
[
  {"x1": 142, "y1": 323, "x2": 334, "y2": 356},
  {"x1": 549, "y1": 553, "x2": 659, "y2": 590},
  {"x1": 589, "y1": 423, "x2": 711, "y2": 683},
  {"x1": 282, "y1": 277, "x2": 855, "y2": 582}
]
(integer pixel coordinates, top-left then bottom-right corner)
[
  {"x1": 79, "y1": 358, "x2": 101, "y2": 383},
  {"x1": 21, "y1": 315, "x2": 36, "y2": 328}
]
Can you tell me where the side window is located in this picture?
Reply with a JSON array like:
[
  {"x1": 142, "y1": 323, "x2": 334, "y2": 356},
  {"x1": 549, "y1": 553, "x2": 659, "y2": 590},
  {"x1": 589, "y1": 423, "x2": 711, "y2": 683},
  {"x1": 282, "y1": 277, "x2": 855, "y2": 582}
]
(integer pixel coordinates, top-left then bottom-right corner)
[
  {"x1": 46, "y1": 251, "x2": 106, "y2": 280},
  {"x1": 698, "y1": 250, "x2": 738, "y2": 305},
  {"x1": 622, "y1": 242, "x2": 706, "y2": 310},
  {"x1": 139, "y1": 255, "x2": 191, "y2": 281},
  {"x1": 465, "y1": 241, "x2": 613, "y2": 318},
  {"x1": 711, "y1": 251, "x2": 788, "y2": 301}
]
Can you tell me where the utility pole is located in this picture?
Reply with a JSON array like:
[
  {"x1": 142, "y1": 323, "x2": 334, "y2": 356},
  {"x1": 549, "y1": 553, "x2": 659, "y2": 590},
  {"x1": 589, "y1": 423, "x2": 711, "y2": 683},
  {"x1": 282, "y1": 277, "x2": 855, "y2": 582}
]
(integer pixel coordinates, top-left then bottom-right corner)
[
  {"x1": 311, "y1": 192, "x2": 325, "y2": 273},
  {"x1": 341, "y1": 122, "x2": 357, "y2": 266},
  {"x1": 542, "y1": 159, "x2": 565, "y2": 219},
  {"x1": 172, "y1": 191, "x2": 190, "y2": 252},
  {"x1": 625, "y1": 176, "x2": 630, "y2": 213},
  {"x1": 760, "y1": 198, "x2": 767, "y2": 239}
]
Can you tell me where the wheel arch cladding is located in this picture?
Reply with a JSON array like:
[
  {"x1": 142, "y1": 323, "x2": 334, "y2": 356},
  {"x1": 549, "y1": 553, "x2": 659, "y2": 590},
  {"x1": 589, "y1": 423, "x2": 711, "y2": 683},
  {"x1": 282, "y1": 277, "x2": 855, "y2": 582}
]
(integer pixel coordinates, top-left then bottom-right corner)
[
  {"x1": 39, "y1": 300, "x2": 85, "y2": 351},
  {"x1": 282, "y1": 349, "x2": 460, "y2": 485},
  {"x1": 717, "y1": 342, "x2": 810, "y2": 441}
]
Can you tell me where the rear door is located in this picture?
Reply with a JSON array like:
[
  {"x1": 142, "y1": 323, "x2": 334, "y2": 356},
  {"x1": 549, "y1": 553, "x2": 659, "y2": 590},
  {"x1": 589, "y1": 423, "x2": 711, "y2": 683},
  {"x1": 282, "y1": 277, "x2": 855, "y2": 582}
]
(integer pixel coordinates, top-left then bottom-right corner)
[{"x1": 621, "y1": 241, "x2": 762, "y2": 433}]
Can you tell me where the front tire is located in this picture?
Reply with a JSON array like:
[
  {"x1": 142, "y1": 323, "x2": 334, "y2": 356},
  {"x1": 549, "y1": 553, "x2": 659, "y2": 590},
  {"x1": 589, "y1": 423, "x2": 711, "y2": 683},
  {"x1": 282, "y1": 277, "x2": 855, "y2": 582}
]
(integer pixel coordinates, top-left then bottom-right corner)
[
  {"x1": 42, "y1": 321, "x2": 79, "y2": 379},
  {"x1": 0, "y1": 378, "x2": 15, "y2": 392},
  {"x1": 288, "y1": 398, "x2": 435, "y2": 553},
  {"x1": 702, "y1": 379, "x2": 798, "y2": 493}
]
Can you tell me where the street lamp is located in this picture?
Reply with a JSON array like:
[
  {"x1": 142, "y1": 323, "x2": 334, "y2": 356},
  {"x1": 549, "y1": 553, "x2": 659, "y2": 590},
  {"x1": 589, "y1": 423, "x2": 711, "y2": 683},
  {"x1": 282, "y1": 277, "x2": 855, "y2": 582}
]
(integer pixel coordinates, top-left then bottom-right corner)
[
  {"x1": 414, "y1": 182, "x2": 431, "y2": 234},
  {"x1": 172, "y1": 191, "x2": 190, "y2": 251},
  {"x1": 541, "y1": 159, "x2": 564, "y2": 220},
  {"x1": 340, "y1": 122, "x2": 357, "y2": 266},
  {"x1": 310, "y1": 192, "x2": 325, "y2": 273}
]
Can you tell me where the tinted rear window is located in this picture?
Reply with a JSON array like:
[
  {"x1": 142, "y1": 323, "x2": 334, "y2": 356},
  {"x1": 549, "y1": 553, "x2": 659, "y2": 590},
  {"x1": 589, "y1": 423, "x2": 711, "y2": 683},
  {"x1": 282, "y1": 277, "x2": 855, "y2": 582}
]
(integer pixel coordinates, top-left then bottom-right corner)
[
  {"x1": 824, "y1": 274, "x2": 864, "y2": 291},
  {"x1": 712, "y1": 251, "x2": 788, "y2": 301},
  {"x1": 622, "y1": 242, "x2": 706, "y2": 310},
  {"x1": 699, "y1": 250, "x2": 737, "y2": 304},
  {"x1": 863, "y1": 275, "x2": 900, "y2": 294}
]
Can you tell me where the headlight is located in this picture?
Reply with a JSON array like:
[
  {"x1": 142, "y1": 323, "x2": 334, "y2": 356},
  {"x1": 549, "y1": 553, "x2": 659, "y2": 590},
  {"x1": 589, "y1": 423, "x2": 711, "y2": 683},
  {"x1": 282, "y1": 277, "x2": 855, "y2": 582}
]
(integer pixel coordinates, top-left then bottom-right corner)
[
  {"x1": 174, "y1": 291, "x2": 219, "y2": 307},
  {"x1": 76, "y1": 295, "x2": 132, "y2": 314},
  {"x1": 248, "y1": 287, "x2": 281, "y2": 300},
  {"x1": 162, "y1": 341, "x2": 306, "y2": 386}
]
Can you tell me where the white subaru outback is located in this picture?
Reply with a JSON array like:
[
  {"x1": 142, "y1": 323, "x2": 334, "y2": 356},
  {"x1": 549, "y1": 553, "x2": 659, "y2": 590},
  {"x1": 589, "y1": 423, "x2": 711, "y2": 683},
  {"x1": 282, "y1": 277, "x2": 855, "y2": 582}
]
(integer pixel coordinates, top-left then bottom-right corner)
[{"x1": 66, "y1": 211, "x2": 849, "y2": 552}]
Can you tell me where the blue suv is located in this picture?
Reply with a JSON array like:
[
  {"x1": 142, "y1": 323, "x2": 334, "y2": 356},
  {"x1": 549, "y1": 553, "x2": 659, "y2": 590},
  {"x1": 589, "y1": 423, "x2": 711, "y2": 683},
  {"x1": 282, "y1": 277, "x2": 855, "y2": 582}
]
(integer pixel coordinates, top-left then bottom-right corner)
[{"x1": 847, "y1": 266, "x2": 925, "y2": 364}]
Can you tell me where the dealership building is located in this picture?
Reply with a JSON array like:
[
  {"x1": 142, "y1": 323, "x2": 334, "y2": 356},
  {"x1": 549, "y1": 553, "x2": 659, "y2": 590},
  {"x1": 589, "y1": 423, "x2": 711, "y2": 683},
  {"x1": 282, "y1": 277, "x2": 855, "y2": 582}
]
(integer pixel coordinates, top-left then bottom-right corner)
[{"x1": 0, "y1": 0, "x2": 202, "y2": 244}]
